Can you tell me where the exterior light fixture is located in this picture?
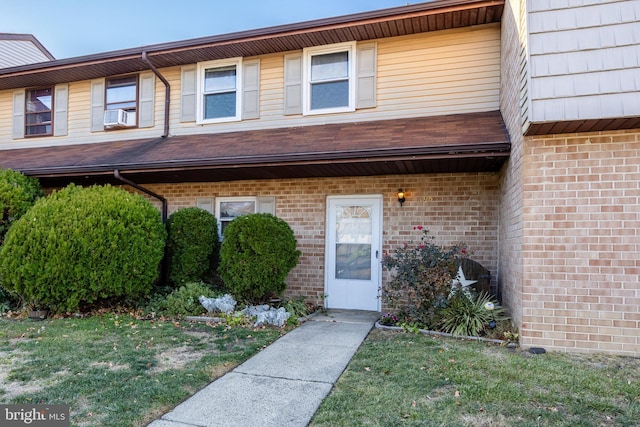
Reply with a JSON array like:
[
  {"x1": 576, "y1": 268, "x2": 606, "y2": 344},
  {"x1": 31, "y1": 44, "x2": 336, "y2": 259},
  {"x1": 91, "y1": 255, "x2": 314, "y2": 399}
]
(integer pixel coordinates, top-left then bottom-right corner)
[{"x1": 397, "y1": 189, "x2": 405, "y2": 207}]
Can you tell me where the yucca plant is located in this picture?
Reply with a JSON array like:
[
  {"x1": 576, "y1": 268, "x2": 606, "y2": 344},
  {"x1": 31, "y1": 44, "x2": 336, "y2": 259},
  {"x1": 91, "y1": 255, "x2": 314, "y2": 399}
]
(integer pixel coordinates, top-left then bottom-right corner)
[{"x1": 439, "y1": 290, "x2": 508, "y2": 337}]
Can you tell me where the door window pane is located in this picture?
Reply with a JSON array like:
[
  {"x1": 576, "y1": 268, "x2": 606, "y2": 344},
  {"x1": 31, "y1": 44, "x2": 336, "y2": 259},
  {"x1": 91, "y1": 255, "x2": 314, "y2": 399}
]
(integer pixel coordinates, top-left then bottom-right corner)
[
  {"x1": 336, "y1": 244, "x2": 371, "y2": 280},
  {"x1": 335, "y1": 206, "x2": 372, "y2": 280}
]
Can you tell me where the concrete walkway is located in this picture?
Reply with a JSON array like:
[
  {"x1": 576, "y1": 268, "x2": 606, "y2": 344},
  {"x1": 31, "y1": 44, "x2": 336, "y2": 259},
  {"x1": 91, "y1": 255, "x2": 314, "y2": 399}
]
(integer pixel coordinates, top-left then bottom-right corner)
[{"x1": 147, "y1": 309, "x2": 379, "y2": 427}]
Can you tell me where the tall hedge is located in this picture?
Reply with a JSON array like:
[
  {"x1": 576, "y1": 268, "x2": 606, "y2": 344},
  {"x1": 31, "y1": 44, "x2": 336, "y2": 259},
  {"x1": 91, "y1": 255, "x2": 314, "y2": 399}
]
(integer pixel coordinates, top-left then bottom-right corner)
[
  {"x1": 0, "y1": 184, "x2": 166, "y2": 313},
  {"x1": 0, "y1": 169, "x2": 44, "y2": 245},
  {"x1": 166, "y1": 207, "x2": 219, "y2": 286},
  {"x1": 218, "y1": 213, "x2": 300, "y2": 303}
]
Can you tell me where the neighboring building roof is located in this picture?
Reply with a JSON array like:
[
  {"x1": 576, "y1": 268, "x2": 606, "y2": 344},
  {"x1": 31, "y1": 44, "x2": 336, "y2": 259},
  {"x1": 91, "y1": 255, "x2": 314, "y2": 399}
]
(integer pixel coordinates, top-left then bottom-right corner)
[
  {"x1": 0, "y1": 33, "x2": 55, "y2": 68},
  {"x1": 0, "y1": 0, "x2": 504, "y2": 90},
  {"x1": 526, "y1": 117, "x2": 640, "y2": 136},
  {"x1": 0, "y1": 112, "x2": 510, "y2": 187}
]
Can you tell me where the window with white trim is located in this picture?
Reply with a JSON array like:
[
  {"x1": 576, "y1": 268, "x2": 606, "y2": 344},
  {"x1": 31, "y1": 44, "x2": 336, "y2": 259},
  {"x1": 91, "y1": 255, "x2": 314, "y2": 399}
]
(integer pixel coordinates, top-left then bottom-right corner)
[
  {"x1": 216, "y1": 197, "x2": 256, "y2": 238},
  {"x1": 303, "y1": 42, "x2": 355, "y2": 115},
  {"x1": 197, "y1": 58, "x2": 242, "y2": 124}
]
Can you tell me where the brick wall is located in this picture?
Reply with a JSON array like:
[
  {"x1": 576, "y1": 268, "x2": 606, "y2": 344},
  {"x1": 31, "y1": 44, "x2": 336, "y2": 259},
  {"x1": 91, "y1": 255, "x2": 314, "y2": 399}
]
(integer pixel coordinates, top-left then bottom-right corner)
[
  {"x1": 498, "y1": 0, "x2": 527, "y2": 328},
  {"x1": 521, "y1": 130, "x2": 640, "y2": 355},
  {"x1": 132, "y1": 173, "x2": 500, "y2": 308}
]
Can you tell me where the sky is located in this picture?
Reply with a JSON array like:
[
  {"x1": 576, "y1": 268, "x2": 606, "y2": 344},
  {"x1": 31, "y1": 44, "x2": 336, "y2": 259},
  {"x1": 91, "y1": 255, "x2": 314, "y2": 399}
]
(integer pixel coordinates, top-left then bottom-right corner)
[{"x1": 1, "y1": 0, "x2": 418, "y2": 59}]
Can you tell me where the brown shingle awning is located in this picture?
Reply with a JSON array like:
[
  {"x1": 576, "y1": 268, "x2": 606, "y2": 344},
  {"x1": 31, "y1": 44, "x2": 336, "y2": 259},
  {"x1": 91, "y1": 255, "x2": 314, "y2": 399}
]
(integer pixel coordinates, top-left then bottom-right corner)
[{"x1": 0, "y1": 111, "x2": 510, "y2": 187}]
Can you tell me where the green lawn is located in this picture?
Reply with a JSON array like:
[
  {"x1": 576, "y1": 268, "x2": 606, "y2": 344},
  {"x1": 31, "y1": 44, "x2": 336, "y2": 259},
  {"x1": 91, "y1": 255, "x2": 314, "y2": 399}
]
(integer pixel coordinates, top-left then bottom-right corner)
[
  {"x1": 0, "y1": 315, "x2": 283, "y2": 426},
  {"x1": 311, "y1": 329, "x2": 640, "y2": 427},
  {"x1": 3, "y1": 316, "x2": 638, "y2": 427}
]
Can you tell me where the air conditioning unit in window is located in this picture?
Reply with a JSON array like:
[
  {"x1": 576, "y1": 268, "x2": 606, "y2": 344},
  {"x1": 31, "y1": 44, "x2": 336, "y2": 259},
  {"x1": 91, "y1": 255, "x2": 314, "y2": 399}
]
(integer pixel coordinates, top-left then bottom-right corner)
[{"x1": 104, "y1": 109, "x2": 136, "y2": 127}]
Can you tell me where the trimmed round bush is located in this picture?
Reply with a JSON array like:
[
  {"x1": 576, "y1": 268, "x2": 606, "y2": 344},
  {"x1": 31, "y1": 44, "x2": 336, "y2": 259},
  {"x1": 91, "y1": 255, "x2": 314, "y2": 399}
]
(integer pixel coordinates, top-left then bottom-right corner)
[
  {"x1": 0, "y1": 184, "x2": 166, "y2": 313},
  {"x1": 166, "y1": 207, "x2": 219, "y2": 286},
  {"x1": 218, "y1": 213, "x2": 300, "y2": 303},
  {"x1": 0, "y1": 168, "x2": 44, "y2": 245}
]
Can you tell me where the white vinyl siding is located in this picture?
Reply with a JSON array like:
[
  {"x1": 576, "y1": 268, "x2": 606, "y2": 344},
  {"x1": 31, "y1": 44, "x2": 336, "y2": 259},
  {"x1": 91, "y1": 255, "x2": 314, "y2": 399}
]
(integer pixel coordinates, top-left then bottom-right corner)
[
  {"x1": 1, "y1": 25, "x2": 501, "y2": 149},
  {"x1": 528, "y1": 1, "x2": 640, "y2": 122},
  {"x1": 0, "y1": 39, "x2": 52, "y2": 68}
]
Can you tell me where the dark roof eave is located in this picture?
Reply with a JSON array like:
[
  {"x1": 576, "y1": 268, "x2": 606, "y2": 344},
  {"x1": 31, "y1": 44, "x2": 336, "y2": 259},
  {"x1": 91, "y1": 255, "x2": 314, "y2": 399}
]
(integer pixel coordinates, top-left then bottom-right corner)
[
  {"x1": 525, "y1": 117, "x2": 640, "y2": 136},
  {"x1": 19, "y1": 144, "x2": 511, "y2": 179}
]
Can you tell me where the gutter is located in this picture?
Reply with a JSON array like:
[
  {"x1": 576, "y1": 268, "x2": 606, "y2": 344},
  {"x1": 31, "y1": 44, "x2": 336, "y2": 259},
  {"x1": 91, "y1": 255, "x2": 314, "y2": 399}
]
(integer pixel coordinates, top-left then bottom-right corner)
[
  {"x1": 16, "y1": 142, "x2": 511, "y2": 177},
  {"x1": 113, "y1": 169, "x2": 167, "y2": 223},
  {"x1": 141, "y1": 51, "x2": 170, "y2": 138}
]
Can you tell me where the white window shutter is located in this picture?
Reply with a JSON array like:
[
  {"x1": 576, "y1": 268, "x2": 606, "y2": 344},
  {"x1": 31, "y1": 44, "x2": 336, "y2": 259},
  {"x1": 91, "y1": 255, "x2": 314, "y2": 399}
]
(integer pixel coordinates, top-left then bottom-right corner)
[
  {"x1": 53, "y1": 84, "x2": 69, "y2": 136},
  {"x1": 90, "y1": 79, "x2": 105, "y2": 132},
  {"x1": 242, "y1": 59, "x2": 260, "y2": 120},
  {"x1": 138, "y1": 72, "x2": 155, "y2": 128},
  {"x1": 180, "y1": 65, "x2": 197, "y2": 122},
  {"x1": 257, "y1": 196, "x2": 276, "y2": 215},
  {"x1": 12, "y1": 90, "x2": 25, "y2": 139},
  {"x1": 356, "y1": 43, "x2": 377, "y2": 109},
  {"x1": 283, "y1": 53, "x2": 302, "y2": 115}
]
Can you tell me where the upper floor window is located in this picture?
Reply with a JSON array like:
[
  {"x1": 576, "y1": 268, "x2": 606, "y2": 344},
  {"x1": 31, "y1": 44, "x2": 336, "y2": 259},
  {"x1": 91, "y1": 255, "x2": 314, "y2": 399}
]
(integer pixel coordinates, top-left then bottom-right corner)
[
  {"x1": 13, "y1": 85, "x2": 68, "y2": 139},
  {"x1": 90, "y1": 72, "x2": 154, "y2": 132},
  {"x1": 303, "y1": 42, "x2": 355, "y2": 115},
  {"x1": 104, "y1": 75, "x2": 137, "y2": 128},
  {"x1": 197, "y1": 58, "x2": 242, "y2": 124},
  {"x1": 106, "y1": 76, "x2": 137, "y2": 111},
  {"x1": 25, "y1": 87, "x2": 53, "y2": 136}
]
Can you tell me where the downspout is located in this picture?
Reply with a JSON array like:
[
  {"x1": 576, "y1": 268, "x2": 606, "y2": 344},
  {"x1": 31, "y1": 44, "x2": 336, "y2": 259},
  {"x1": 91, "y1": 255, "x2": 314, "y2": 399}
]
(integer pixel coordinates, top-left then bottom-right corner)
[
  {"x1": 114, "y1": 169, "x2": 167, "y2": 223},
  {"x1": 141, "y1": 51, "x2": 170, "y2": 138}
]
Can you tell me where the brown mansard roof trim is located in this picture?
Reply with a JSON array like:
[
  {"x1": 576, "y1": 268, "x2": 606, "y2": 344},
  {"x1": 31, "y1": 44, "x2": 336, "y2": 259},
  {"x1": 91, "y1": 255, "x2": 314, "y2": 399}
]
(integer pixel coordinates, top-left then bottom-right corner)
[
  {"x1": 0, "y1": 111, "x2": 510, "y2": 187},
  {"x1": 0, "y1": 0, "x2": 504, "y2": 90}
]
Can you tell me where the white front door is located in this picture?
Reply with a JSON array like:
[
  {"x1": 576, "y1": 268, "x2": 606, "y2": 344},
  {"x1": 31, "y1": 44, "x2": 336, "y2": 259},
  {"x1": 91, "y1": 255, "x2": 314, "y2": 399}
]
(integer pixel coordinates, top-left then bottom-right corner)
[{"x1": 325, "y1": 196, "x2": 382, "y2": 311}]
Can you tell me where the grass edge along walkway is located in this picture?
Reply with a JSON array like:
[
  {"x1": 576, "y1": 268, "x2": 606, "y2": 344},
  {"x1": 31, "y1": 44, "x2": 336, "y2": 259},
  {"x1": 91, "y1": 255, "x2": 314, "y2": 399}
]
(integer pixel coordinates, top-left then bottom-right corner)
[
  {"x1": 311, "y1": 329, "x2": 640, "y2": 427},
  {"x1": 0, "y1": 314, "x2": 285, "y2": 426}
]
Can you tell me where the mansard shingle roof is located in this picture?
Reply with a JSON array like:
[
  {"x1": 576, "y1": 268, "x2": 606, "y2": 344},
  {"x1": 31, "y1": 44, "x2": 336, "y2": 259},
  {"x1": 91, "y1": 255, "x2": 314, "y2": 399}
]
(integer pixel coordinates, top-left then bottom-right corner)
[{"x1": 0, "y1": 111, "x2": 510, "y2": 187}]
